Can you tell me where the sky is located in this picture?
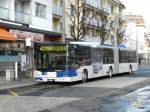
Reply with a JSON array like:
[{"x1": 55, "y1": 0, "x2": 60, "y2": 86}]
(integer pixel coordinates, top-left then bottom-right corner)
[{"x1": 121, "y1": 0, "x2": 150, "y2": 24}]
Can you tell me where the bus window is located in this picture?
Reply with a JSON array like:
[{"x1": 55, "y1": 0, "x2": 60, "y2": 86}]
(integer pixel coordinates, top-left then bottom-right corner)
[
  {"x1": 119, "y1": 49, "x2": 124, "y2": 63},
  {"x1": 119, "y1": 49, "x2": 137, "y2": 63},
  {"x1": 103, "y1": 48, "x2": 114, "y2": 64},
  {"x1": 77, "y1": 46, "x2": 91, "y2": 66}
]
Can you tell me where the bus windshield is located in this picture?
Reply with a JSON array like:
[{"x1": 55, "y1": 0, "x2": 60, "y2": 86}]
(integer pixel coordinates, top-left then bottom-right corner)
[{"x1": 34, "y1": 43, "x2": 67, "y2": 72}]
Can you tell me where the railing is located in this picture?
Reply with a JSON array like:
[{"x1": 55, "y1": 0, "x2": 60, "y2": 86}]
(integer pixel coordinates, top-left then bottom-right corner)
[
  {"x1": 85, "y1": 0, "x2": 111, "y2": 14},
  {"x1": 102, "y1": 5, "x2": 111, "y2": 14},
  {"x1": 0, "y1": 7, "x2": 9, "y2": 20},
  {"x1": 92, "y1": 19, "x2": 102, "y2": 27},
  {"x1": 85, "y1": 0, "x2": 93, "y2": 6},
  {"x1": 53, "y1": 27, "x2": 62, "y2": 33},
  {"x1": 15, "y1": 11, "x2": 30, "y2": 24},
  {"x1": 93, "y1": 0, "x2": 101, "y2": 9},
  {"x1": 85, "y1": 17, "x2": 103, "y2": 27},
  {"x1": 53, "y1": 5, "x2": 62, "y2": 16}
]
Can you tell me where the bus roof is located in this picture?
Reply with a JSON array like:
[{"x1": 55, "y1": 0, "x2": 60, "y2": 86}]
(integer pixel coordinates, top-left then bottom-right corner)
[{"x1": 69, "y1": 41, "x2": 100, "y2": 47}]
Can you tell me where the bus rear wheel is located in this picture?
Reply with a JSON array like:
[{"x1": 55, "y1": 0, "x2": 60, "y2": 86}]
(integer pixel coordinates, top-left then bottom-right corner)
[{"x1": 82, "y1": 70, "x2": 88, "y2": 83}]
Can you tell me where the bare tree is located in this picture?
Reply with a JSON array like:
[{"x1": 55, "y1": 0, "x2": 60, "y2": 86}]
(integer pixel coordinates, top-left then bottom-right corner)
[
  {"x1": 66, "y1": 0, "x2": 92, "y2": 41},
  {"x1": 116, "y1": 18, "x2": 126, "y2": 45},
  {"x1": 66, "y1": 0, "x2": 124, "y2": 44},
  {"x1": 94, "y1": 1, "x2": 126, "y2": 45},
  {"x1": 94, "y1": 3, "x2": 114, "y2": 44}
]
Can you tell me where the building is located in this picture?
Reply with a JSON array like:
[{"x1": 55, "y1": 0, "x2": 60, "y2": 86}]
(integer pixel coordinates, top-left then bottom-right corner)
[
  {"x1": 124, "y1": 15, "x2": 147, "y2": 52},
  {"x1": 64, "y1": 0, "x2": 125, "y2": 45},
  {"x1": 124, "y1": 14, "x2": 150, "y2": 64},
  {"x1": 0, "y1": 0, "x2": 64, "y2": 80}
]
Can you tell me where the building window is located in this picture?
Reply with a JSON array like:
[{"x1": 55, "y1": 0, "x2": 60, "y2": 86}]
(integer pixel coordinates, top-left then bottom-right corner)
[{"x1": 35, "y1": 3, "x2": 46, "y2": 18}]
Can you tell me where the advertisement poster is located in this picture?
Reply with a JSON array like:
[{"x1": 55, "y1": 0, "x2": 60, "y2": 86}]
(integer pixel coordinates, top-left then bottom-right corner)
[{"x1": 21, "y1": 55, "x2": 27, "y2": 71}]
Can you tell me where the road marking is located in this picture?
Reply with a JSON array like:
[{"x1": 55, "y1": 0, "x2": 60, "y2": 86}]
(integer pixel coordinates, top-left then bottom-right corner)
[{"x1": 7, "y1": 90, "x2": 19, "y2": 97}]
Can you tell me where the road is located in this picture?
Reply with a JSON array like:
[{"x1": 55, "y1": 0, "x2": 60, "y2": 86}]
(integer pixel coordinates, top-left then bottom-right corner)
[{"x1": 0, "y1": 66, "x2": 150, "y2": 112}]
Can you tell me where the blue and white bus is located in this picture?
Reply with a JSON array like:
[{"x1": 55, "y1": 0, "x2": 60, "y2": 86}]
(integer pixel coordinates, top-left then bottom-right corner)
[{"x1": 34, "y1": 42, "x2": 138, "y2": 82}]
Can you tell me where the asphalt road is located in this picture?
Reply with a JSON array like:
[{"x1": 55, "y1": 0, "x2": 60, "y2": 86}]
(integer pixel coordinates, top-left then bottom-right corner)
[{"x1": 0, "y1": 66, "x2": 150, "y2": 112}]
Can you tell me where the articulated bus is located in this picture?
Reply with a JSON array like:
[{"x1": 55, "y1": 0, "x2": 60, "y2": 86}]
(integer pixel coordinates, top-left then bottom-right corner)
[{"x1": 34, "y1": 42, "x2": 138, "y2": 82}]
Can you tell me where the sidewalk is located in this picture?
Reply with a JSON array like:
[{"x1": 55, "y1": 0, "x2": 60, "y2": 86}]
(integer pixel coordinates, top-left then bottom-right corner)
[{"x1": 0, "y1": 79, "x2": 37, "y2": 90}]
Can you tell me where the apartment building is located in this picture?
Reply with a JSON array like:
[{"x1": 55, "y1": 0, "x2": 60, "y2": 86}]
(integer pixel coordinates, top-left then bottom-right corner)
[
  {"x1": 124, "y1": 15, "x2": 146, "y2": 52},
  {"x1": 124, "y1": 14, "x2": 150, "y2": 64},
  {"x1": 64, "y1": 0, "x2": 125, "y2": 45},
  {"x1": 0, "y1": 0, "x2": 64, "y2": 80}
]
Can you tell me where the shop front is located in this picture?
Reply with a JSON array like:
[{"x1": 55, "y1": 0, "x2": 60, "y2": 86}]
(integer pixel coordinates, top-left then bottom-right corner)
[
  {"x1": 9, "y1": 30, "x2": 44, "y2": 79},
  {"x1": 0, "y1": 22, "x2": 62, "y2": 80},
  {"x1": 0, "y1": 28, "x2": 18, "y2": 81}
]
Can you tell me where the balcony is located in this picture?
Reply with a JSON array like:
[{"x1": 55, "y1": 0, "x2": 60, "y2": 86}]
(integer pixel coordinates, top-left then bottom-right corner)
[
  {"x1": 93, "y1": 0, "x2": 101, "y2": 9},
  {"x1": 0, "y1": 7, "x2": 9, "y2": 20},
  {"x1": 53, "y1": 5, "x2": 62, "y2": 17},
  {"x1": 85, "y1": 17, "x2": 92, "y2": 25},
  {"x1": 85, "y1": 17, "x2": 103, "y2": 28},
  {"x1": 15, "y1": 11, "x2": 30, "y2": 24},
  {"x1": 92, "y1": 19, "x2": 102, "y2": 27},
  {"x1": 102, "y1": 5, "x2": 111, "y2": 14},
  {"x1": 85, "y1": 0, "x2": 93, "y2": 6},
  {"x1": 53, "y1": 27, "x2": 62, "y2": 33}
]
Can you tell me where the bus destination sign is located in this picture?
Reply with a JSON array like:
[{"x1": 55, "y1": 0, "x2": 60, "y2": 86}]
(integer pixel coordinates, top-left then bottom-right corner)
[{"x1": 38, "y1": 45, "x2": 67, "y2": 52}]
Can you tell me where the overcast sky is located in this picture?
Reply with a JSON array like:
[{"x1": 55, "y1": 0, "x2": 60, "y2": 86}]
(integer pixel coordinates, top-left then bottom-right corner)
[{"x1": 121, "y1": 0, "x2": 150, "y2": 24}]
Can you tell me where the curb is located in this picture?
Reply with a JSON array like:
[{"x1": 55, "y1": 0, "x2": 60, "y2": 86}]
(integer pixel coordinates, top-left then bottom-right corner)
[{"x1": 0, "y1": 82, "x2": 37, "y2": 91}]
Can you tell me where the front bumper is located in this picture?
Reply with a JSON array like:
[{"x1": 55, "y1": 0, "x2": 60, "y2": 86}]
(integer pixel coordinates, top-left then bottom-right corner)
[{"x1": 35, "y1": 76, "x2": 73, "y2": 82}]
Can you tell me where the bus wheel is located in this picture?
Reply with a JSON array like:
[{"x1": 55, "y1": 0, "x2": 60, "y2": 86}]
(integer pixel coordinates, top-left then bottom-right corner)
[
  {"x1": 82, "y1": 70, "x2": 88, "y2": 83},
  {"x1": 109, "y1": 68, "x2": 113, "y2": 77},
  {"x1": 129, "y1": 66, "x2": 133, "y2": 74}
]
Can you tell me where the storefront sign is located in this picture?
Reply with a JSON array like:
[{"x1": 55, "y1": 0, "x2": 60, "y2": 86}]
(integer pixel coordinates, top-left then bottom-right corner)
[
  {"x1": 26, "y1": 38, "x2": 32, "y2": 47},
  {"x1": 10, "y1": 30, "x2": 44, "y2": 42},
  {"x1": 39, "y1": 46, "x2": 67, "y2": 52}
]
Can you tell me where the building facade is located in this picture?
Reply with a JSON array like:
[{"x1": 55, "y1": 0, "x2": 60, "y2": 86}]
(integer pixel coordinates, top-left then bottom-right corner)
[
  {"x1": 124, "y1": 15, "x2": 147, "y2": 53},
  {"x1": 64, "y1": 0, "x2": 125, "y2": 45},
  {"x1": 124, "y1": 14, "x2": 150, "y2": 64}
]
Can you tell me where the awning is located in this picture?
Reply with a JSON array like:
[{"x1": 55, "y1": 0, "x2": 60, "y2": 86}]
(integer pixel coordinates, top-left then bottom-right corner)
[{"x1": 0, "y1": 28, "x2": 16, "y2": 40}]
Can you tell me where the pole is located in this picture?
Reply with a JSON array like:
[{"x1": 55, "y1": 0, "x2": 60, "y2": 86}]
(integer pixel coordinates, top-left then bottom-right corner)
[
  {"x1": 26, "y1": 46, "x2": 28, "y2": 78},
  {"x1": 15, "y1": 62, "x2": 18, "y2": 80},
  {"x1": 32, "y1": 41, "x2": 35, "y2": 78},
  {"x1": 136, "y1": 27, "x2": 139, "y2": 64}
]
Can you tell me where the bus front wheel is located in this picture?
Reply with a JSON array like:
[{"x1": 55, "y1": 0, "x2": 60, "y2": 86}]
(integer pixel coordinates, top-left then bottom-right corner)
[{"x1": 82, "y1": 70, "x2": 88, "y2": 83}]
